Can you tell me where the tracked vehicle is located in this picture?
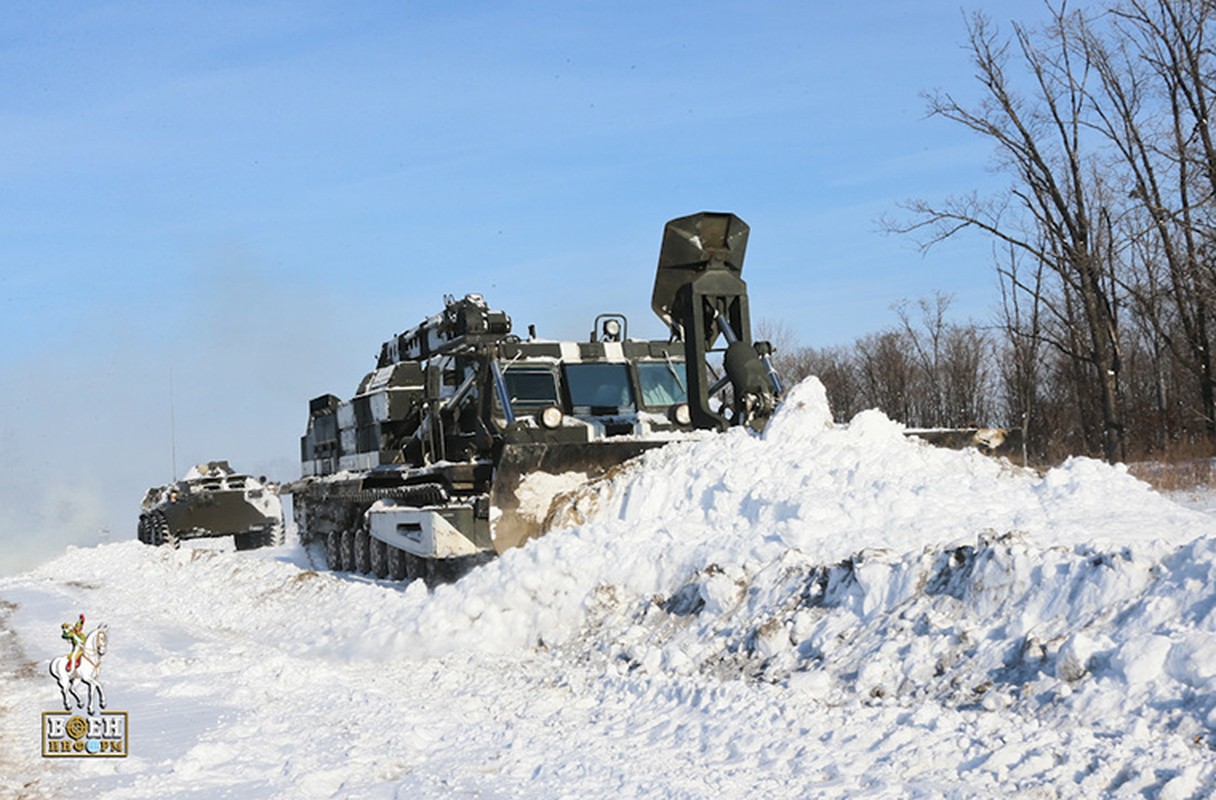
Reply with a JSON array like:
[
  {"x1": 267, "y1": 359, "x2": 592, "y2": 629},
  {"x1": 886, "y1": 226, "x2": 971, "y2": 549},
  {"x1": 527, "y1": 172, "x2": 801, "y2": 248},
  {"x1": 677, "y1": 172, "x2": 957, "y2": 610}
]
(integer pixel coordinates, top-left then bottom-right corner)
[
  {"x1": 289, "y1": 212, "x2": 783, "y2": 583},
  {"x1": 139, "y1": 461, "x2": 284, "y2": 550}
]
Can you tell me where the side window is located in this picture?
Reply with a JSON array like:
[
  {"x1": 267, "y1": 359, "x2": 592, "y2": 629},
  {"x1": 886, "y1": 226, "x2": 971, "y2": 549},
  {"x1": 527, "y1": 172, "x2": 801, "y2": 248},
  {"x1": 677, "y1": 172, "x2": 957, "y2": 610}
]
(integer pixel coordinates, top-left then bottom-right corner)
[
  {"x1": 502, "y1": 367, "x2": 560, "y2": 414},
  {"x1": 637, "y1": 361, "x2": 687, "y2": 408},
  {"x1": 564, "y1": 363, "x2": 636, "y2": 412}
]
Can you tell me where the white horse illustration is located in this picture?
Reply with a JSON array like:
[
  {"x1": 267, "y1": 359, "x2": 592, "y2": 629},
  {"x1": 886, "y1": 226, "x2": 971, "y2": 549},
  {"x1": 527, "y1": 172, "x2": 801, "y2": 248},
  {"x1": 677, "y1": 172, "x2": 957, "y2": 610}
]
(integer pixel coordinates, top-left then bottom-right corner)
[{"x1": 49, "y1": 623, "x2": 108, "y2": 715}]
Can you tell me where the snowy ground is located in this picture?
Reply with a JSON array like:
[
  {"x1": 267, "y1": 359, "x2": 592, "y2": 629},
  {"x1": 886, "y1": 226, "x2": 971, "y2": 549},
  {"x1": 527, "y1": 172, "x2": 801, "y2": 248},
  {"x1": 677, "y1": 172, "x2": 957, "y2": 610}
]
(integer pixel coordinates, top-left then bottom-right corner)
[{"x1": 4, "y1": 378, "x2": 1216, "y2": 798}]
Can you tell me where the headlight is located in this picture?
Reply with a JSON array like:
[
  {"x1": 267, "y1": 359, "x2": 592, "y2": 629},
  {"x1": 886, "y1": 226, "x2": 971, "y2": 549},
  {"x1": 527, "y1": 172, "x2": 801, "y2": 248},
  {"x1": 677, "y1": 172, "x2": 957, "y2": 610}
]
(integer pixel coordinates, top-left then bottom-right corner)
[
  {"x1": 538, "y1": 406, "x2": 563, "y2": 429},
  {"x1": 671, "y1": 403, "x2": 692, "y2": 426}
]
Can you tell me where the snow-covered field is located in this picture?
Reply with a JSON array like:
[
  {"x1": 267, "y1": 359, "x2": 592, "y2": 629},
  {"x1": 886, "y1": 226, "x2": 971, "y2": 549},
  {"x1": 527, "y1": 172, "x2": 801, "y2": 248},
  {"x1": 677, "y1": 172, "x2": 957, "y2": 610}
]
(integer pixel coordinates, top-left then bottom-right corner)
[{"x1": 4, "y1": 378, "x2": 1216, "y2": 798}]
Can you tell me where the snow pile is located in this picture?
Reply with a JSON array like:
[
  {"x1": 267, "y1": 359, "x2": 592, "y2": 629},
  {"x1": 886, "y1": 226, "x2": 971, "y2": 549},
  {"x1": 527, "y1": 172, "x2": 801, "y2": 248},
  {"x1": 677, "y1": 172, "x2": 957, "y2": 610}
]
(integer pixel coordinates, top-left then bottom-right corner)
[
  {"x1": 336, "y1": 383, "x2": 1214, "y2": 764},
  {"x1": 5, "y1": 377, "x2": 1216, "y2": 797},
  {"x1": 389, "y1": 379, "x2": 1208, "y2": 656}
]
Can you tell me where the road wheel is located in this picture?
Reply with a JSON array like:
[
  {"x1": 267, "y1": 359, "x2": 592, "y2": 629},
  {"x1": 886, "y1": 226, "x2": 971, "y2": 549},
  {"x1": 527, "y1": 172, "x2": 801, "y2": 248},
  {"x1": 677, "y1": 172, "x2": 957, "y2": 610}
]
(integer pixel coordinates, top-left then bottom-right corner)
[
  {"x1": 234, "y1": 532, "x2": 258, "y2": 551},
  {"x1": 368, "y1": 536, "x2": 388, "y2": 578},
  {"x1": 386, "y1": 546, "x2": 407, "y2": 581},
  {"x1": 137, "y1": 515, "x2": 150, "y2": 545},
  {"x1": 148, "y1": 512, "x2": 179, "y2": 548},
  {"x1": 339, "y1": 529, "x2": 356, "y2": 572},
  {"x1": 326, "y1": 531, "x2": 343, "y2": 570},
  {"x1": 354, "y1": 529, "x2": 371, "y2": 574}
]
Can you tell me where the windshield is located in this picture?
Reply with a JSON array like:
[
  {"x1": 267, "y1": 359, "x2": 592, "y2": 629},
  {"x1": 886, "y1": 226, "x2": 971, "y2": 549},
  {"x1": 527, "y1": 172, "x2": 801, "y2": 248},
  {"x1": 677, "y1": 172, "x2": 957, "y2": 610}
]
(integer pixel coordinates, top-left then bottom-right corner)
[
  {"x1": 637, "y1": 360, "x2": 688, "y2": 407},
  {"x1": 502, "y1": 367, "x2": 559, "y2": 413},
  {"x1": 563, "y1": 363, "x2": 636, "y2": 412}
]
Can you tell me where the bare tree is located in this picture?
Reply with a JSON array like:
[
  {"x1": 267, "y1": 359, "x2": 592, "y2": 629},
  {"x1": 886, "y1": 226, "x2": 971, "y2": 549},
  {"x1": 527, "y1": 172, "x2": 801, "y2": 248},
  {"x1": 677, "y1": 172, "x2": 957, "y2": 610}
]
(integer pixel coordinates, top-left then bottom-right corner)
[
  {"x1": 854, "y1": 330, "x2": 917, "y2": 424},
  {"x1": 996, "y1": 243, "x2": 1046, "y2": 449},
  {"x1": 892, "y1": 293, "x2": 994, "y2": 427},
  {"x1": 802, "y1": 345, "x2": 862, "y2": 421},
  {"x1": 892, "y1": 7, "x2": 1127, "y2": 461},
  {"x1": 1083, "y1": 0, "x2": 1216, "y2": 441}
]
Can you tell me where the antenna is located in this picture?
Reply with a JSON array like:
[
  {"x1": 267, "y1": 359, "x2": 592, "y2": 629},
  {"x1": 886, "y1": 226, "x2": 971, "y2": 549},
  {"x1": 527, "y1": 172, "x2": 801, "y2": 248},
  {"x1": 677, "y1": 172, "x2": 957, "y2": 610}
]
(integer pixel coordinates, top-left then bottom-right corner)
[{"x1": 169, "y1": 366, "x2": 178, "y2": 481}]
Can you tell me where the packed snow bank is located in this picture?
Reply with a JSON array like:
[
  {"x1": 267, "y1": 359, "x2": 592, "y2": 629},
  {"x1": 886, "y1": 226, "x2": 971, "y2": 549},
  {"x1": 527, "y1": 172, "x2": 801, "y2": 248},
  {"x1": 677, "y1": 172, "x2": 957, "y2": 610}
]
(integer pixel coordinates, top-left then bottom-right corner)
[
  {"x1": 6, "y1": 377, "x2": 1216, "y2": 797},
  {"x1": 382, "y1": 379, "x2": 1210, "y2": 658}
]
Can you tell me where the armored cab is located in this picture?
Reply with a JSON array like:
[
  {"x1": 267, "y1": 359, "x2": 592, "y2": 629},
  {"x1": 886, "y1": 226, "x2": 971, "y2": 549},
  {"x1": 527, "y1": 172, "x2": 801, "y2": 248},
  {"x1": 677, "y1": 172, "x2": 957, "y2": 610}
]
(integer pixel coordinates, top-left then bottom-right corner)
[{"x1": 139, "y1": 461, "x2": 284, "y2": 550}]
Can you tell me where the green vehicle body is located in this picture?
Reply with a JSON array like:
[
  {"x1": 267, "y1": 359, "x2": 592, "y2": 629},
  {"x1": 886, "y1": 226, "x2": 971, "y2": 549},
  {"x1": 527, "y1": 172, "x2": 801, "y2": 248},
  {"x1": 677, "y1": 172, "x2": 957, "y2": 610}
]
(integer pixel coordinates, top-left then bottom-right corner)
[
  {"x1": 139, "y1": 461, "x2": 284, "y2": 550},
  {"x1": 288, "y1": 212, "x2": 783, "y2": 584}
]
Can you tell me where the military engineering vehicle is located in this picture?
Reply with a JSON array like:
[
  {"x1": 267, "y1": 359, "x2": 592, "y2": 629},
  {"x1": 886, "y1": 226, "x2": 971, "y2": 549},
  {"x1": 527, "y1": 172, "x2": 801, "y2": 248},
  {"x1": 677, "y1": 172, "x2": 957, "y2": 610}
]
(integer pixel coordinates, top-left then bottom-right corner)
[
  {"x1": 139, "y1": 461, "x2": 285, "y2": 550},
  {"x1": 289, "y1": 212, "x2": 783, "y2": 583}
]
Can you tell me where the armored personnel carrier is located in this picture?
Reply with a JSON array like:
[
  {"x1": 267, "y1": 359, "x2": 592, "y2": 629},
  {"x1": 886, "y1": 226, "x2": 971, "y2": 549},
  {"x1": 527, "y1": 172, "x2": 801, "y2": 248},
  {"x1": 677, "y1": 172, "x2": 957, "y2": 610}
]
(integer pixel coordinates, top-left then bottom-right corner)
[
  {"x1": 139, "y1": 461, "x2": 285, "y2": 550},
  {"x1": 289, "y1": 212, "x2": 783, "y2": 583}
]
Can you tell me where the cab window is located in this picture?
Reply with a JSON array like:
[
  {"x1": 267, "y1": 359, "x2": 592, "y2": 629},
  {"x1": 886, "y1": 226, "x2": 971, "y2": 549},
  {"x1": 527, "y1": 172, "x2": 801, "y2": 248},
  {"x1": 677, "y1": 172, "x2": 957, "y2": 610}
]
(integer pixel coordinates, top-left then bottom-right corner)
[
  {"x1": 503, "y1": 367, "x2": 559, "y2": 413},
  {"x1": 637, "y1": 360, "x2": 687, "y2": 408},
  {"x1": 563, "y1": 363, "x2": 636, "y2": 412}
]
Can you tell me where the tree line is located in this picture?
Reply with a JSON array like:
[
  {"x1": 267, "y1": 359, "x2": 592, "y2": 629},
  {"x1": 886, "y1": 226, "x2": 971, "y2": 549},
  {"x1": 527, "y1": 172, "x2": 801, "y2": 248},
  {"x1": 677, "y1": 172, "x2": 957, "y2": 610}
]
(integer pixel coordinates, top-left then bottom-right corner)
[{"x1": 776, "y1": 1, "x2": 1216, "y2": 466}]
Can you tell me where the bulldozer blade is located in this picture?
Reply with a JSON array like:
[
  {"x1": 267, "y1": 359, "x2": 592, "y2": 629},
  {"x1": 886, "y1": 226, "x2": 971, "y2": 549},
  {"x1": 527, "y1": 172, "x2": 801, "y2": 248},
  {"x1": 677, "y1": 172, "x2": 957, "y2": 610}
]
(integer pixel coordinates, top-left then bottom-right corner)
[{"x1": 490, "y1": 440, "x2": 667, "y2": 553}]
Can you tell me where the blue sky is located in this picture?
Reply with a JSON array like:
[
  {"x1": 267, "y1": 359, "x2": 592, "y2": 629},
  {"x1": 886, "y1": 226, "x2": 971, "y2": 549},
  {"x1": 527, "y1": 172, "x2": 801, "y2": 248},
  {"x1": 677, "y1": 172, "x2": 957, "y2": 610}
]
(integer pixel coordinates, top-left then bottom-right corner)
[{"x1": 0, "y1": 0, "x2": 1028, "y2": 571}]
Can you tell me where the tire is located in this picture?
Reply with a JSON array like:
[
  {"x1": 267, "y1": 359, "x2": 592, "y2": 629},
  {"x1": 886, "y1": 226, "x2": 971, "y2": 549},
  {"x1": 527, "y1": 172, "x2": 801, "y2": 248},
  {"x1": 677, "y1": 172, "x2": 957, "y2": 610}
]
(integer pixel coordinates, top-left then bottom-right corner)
[
  {"x1": 354, "y1": 529, "x2": 371, "y2": 574},
  {"x1": 266, "y1": 521, "x2": 285, "y2": 547},
  {"x1": 234, "y1": 532, "x2": 258, "y2": 551},
  {"x1": 368, "y1": 536, "x2": 388, "y2": 578},
  {"x1": 404, "y1": 552, "x2": 426, "y2": 583},
  {"x1": 326, "y1": 531, "x2": 343, "y2": 571},
  {"x1": 339, "y1": 529, "x2": 356, "y2": 572},
  {"x1": 386, "y1": 546, "x2": 407, "y2": 581},
  {"x1": 137, "y1": 515, "x2": 150, "y2": 545},
  {"x1": 148, "y1": 512, "x2": 178, "y2": 548}
]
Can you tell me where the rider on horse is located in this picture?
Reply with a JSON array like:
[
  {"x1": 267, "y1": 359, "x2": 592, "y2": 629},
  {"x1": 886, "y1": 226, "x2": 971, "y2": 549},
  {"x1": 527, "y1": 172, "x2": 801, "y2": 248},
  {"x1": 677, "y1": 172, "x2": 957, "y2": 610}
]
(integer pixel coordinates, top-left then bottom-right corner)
[{"x1": 61, "y1": 613, "x2": 86, "y2": 672}]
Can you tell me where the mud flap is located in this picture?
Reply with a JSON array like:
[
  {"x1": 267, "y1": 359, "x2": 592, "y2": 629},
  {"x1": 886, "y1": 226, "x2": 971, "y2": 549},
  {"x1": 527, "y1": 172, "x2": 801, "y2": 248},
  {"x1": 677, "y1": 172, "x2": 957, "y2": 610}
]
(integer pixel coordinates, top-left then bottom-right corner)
[{"x1": 490, "y1": 441, "x2": 667, "y2": 553}]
